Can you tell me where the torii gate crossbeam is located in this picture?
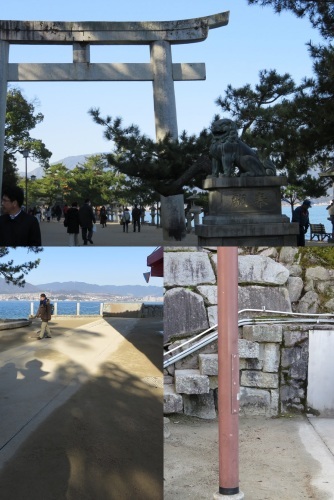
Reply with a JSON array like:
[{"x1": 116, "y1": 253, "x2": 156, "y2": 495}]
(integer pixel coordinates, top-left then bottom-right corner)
[{"x1": 0, "y1": 12, "x2": 229, "y2": 200}]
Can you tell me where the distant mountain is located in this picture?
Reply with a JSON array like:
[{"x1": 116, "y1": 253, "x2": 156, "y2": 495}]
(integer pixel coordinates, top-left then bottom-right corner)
[
  {"x1": 22, "y1": 153, "x2": 107, "y2": 179},
  {"x1": 38, "y1": 281, "x2": 162, "y2": 297},
  {"x1": 0, "y1": 277, "x2": 41, "y2": 293},
  {"x1": 0, "y1": 278, "x2": 162, "y2": 297}
]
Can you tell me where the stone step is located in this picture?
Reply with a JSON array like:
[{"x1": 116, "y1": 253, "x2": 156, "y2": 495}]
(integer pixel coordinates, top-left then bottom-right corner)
[
  {"x1": 164, "y1": 384, "x2": 183, "y2": 414},
  {"x1": 174, "y1": 369, "x2": 210, "y2": 394}
]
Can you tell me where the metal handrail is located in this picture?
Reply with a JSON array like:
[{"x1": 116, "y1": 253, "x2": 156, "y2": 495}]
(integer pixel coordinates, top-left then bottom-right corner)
[{"x1": 163, "y1": 308, "x2": 334, "y2": 369}]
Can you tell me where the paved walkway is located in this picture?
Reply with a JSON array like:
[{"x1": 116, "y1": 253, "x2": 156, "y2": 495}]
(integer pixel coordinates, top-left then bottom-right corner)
[
  {"x1": 40, "y1": 219, "x2": 198, "y2": 246},
  {"x1": 39, "y1": 219, "x2": 332, "y2": 247},
  {"x1": 0, "y1": 317, "x2": 163, "y2": 499}
]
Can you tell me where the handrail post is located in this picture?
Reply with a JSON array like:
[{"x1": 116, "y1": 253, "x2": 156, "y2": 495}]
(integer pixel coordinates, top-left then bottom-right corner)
[{"x1": 214, "y1": 247, "x2": 244, "y2": 499}]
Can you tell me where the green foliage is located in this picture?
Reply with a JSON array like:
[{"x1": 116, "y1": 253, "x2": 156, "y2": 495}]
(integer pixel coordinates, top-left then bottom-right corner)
[
  {"x1": 28, "y1": 155, "x2": 128, "y2": 207},
  {"x1": 89, "y1": 109, "x2": 211, "y2": 197},
  {"x1": 299, "y1": 247, "x2": 334, "y2": 269},
  {"x1": 4, "y1": 88, "x2": 52, "y2": 189},
  {"x1": 0, "y1": 247, "x2": 42, "y2": 287}
]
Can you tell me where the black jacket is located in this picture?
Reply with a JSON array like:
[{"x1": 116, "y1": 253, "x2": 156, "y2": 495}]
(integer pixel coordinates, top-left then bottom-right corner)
[
  {"x1": 65, "y1": 207, "x2": 80, "y2": 233},
  {"x1": 79, "y1": 203, "x2": 95, "y2": 228},
  {"x1": 0, "y1": 211, "x2": 42, "y2": 246}
]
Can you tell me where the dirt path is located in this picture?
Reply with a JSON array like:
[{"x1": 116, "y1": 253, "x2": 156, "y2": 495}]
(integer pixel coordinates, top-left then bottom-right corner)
[
  {"x1": 164, "y1": 414, "x2": 329, "y2": 500},
  {"x1": 0, "y1": 318, "x2": 163, "y2": 500}
]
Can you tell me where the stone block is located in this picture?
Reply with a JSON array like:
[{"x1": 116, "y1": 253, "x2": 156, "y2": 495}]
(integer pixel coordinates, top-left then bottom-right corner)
[
  {"x1": 207, "y1": 306, "x2": 218, "y2": 326},
  {"x1": 199, "y1": 353, "x2": 218, "y2": 375},
  {"x1": 305, "y1": 266, "x2": 330, "y2": 282},
  {"x1": 209, "y1": 376, "x2": 218, "y2": 390},
  {"x1": 164, "y1": 288, "x2": 209, "y2": 341},
  {"x1": 296, "y1": 291, "x2": 320, "y2": 314},
  {"x1": 175, "y1": 369, "x2": 210, "y2": 394},
  {"x1": 238, "y1": 255, "x2": 289, "y2": 285},
  {"x1": 239, "y1": 358, "x2": 264, "y2": 370},
  {"x1": 238, "y1": 339, "x2": 260, "y2": 358},
  {"x1": 279, "y1": 247, "x2": 299, "y2": 264},
  {"x1": 270, "y1": 389, "x2": 280, "y2": 416},
  {"x1": 238, "y1": 286, "x2": 291, "y2": 316},
  {"x1": 287, "y1": 276, "x2": 304, "y2": 303},
  {"x1": 239, "y1": 387, "x2": 271, "y2": 416},
  {"x1": 243, "y1": 324, "x2": 283, "y2": 343},
  {"x1": 263, "y1": 343, "x2": 280, "y2": 373},
  {"x1": 284, "y1": 330, "x2": 309, "y2": 347},
  {"x1": 197, "y1": 285, "x2": 217, "y2": 305},
  {"x1": 164, "y1": 385, "x2": 183, "y2": 413},
  {"x1": 287, "y1": 264, "x2": 302, "y2": 277},
  {"x1": 241, "y1": 370, "x2": 278, "y2": 388},
  {"x1": 164, "y1": 251, "x2": 216, "y2": 287},
  {"x1": 183, "y1": 392, "x2": 216, "y2": 419}
]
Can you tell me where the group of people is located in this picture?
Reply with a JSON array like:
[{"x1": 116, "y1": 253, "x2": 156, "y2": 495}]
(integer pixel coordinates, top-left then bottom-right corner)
[
  {"x1": 63, "y1": 199, "x2": 96, "y2": 246},
  {"x1": 121, "y1": 204, "x2": 142, "y2": 233}
]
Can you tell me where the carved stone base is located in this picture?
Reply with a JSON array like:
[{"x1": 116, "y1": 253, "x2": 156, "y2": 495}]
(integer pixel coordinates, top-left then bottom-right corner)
[{"x1": 195, "y1": 176, "x2": 299, "y2": 246}]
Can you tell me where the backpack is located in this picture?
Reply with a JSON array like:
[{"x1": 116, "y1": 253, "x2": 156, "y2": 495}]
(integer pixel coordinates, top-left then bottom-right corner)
[{"x1": 124, "y1": 211, "x2": 130, "y2": 221}]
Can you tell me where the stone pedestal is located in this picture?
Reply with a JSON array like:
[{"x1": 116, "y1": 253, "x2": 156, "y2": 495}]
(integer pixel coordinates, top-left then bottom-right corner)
[{"x1": 195, "y1": 176, "x2": 299, "y2": 246}]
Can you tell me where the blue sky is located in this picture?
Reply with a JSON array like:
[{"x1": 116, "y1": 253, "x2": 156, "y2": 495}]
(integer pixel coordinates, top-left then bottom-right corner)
[
  {"x1": 5, "y1": 247, "x2": 163, "y2": 286},
  {"x1": 2, "y1": 1, "x2": 322, "y2": 173}
]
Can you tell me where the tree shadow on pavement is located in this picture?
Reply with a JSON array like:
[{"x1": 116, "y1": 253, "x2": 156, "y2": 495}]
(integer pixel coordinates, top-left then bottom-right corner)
[{"x1": 0, "y1": 359, "x2": 163, "y2": 500}]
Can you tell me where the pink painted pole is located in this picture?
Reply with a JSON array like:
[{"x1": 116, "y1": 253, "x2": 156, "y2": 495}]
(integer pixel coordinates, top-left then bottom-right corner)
[{"x1": 215, "y1": 247, "x2": 242, "y2": 498}]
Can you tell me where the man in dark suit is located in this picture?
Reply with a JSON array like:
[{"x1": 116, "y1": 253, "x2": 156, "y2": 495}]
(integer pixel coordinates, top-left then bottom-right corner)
[
  {"x1": 79, "y1": 198, "x2": 96, "y2": 245},
  {"x1": 0, "y1": 186, "x2": 41, "y2": 246}
]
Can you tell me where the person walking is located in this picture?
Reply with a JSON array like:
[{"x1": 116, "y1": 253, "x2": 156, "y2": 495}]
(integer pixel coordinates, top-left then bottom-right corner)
[
  {"x1": 132, "y1": 204, "x2": 141, "y2": 232},
  {"x1": 292, "y1": 199, "x2": 312, "y2": 246},
  {"x1": 0, "y1": 185, "x2": 41, "y2": 246},
  {"x1": 79, "y1": 198, "x2": 96, "y2": 245},
  {"x1": 64, "y1": 201, "x2": 80, "y2": 246},
  {"x1": 100, "y1": 205, "x2": 108, "y2": 228},
  {"x1": 35, "y1": 293, "x2": 52, "y2": 339},
  {"x1": 122, "y1": 207, "x2": 131, "y2": 233}
]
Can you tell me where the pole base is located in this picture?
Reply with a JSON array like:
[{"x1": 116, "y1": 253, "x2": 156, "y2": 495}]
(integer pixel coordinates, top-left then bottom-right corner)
[{"x1": 213, "y1": 491, "x2": 244, "y2": 499}]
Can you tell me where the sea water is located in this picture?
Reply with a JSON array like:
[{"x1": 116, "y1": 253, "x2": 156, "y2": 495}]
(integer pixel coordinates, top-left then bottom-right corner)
[{"x1": 0, "y1": 301, "x2": 102, "y2": 320}]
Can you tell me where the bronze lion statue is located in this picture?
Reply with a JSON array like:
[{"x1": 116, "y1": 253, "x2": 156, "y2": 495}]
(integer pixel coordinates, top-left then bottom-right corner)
[{"x1": 209, "y1": 118, "x2": 276, "y2": 177}]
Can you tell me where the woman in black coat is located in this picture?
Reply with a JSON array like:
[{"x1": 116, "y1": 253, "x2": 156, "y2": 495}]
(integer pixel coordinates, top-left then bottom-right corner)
[{"x1": 64, "y1": 201, "x2": 80, "y2": 246}]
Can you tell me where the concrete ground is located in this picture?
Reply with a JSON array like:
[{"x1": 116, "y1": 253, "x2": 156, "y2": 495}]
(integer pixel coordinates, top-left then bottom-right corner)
[
  {"x1": 39, "y1": 219, "x2": 198, "y2": 246},
  {"x1": 164, "y1": 413, "x2": 334, "y2": 500},
  {"x1": 0, "y1": 316, "x2": 163, "y2": 500},
  {"x1": 38, "y1": 219, "x2": 333, "y2": 247}
]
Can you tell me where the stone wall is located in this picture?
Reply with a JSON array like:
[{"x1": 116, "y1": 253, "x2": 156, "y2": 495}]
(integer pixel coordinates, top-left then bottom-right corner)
[{"x1": 164, "y1": 247, "x2": 334, "y2": 418}]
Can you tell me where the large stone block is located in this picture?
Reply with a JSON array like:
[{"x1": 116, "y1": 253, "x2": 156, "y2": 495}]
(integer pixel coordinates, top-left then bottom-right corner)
[
  {"x1": 183, "y1": 392, "x2": 216, "y2": 419},
  {"x1": 207, "y1": 305, "x2": 218, "y2": 326},
  {"x1": 164, "y1": 288, "x2": 209, "y2": 341},
  {"x1": 238, "y1": 286, "x2": 291, "y2": 315},
  {"x1": 239, "y1": 387, "x2": 271, "y2": 416},
  {"x1": 238, "y1": 255, "x2": 289, "y2": 285},
  {"x1": 305, "y1": 266, "x2": 331, "y2": 282},
  {"x1": 164, "y1": 385, "x2": 183, "y2": 413},
  {"x1": 241, "y1": 370, "x2": 279, "y2": 388},
  {"x1": 164, "y1": 251, "x2": 215, "y2": 286},
  {"x1": 243, "y1": 324, "x2": 283, "y2": 343},
  {"x1": 175, "y1": 369, "x2": 210, "y2": 394},
  {"x1": 284, "y1": 330, "x2": 309, "y2": 347}
]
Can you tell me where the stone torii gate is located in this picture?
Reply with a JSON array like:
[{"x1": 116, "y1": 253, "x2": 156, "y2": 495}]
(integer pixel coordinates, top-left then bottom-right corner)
[{"x1": 0, "y1": 12, "x2": 229, "y2": 222}]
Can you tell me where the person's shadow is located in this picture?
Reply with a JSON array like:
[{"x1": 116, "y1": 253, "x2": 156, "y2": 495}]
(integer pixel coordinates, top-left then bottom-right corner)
[{"x1": 0, "y1": 359, "x2": 71, "y2": 500}]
